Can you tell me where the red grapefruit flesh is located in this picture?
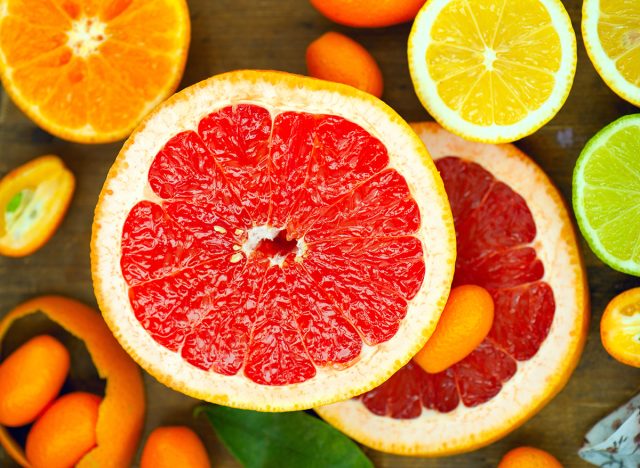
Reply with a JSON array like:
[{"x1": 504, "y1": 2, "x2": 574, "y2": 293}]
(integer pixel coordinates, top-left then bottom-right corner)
[
  {"x1": 91, "y1": 71, "x2": 456, "y2": 411},
  {"x1": 361, "y1": 156, "x2": 554, "y2": 414},
  {"x1": 120, "y1": 105, "x2": 424, "y2": 385},
  {"x1": 316, "y1": 122, "x2": 588, "y2": 454}
]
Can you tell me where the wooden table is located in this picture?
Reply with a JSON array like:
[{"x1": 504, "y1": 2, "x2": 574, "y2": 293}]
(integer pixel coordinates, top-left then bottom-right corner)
[{"x1": 1, "y1": 0, "x2": 639, "y2": 466}]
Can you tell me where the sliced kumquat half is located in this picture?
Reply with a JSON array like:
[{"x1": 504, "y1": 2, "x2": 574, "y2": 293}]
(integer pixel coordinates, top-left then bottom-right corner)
[
  {"x1": 0, "y1": 155, "x2": 74, "y2": 257},
  {"x1": 601, "y1": 287, "x2": 640, "y2": 367}
]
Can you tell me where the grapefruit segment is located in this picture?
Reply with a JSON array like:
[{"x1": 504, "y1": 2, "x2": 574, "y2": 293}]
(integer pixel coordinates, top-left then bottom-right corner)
[
  {"x1": 305, "y1": 170, "x2": 420, "y2": 241},
  {"x1": 92, "y1": 71, "x2": 456, "y2": 411},
  {"x1": 315, "y1": 122, "x2": 588, "y2": 454},
  {"x1": 181, "y1": 257, "x2": 268, "y2": 375},
  {"x1": 198, "y1": 104, "x2": 272, "y2": 225},
  {"x1": 284, "y1": 263, "x2": 362, "y2": 367},
  {"x1": 307, "y1": 236, "x2": 425, "y2": 300}
]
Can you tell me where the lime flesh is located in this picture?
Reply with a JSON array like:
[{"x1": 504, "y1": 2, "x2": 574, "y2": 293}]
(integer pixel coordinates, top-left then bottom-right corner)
[{"x1": 573, "y1": 113, "x2": 640, "y2": 276}]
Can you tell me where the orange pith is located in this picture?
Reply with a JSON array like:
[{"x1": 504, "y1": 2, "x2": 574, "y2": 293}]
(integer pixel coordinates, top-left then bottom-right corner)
[
  {"x1": 26, "y1": 392, "x2": 102, "y2": 468},
  {"x1": 306, "y1": 32, "x2": 384, "y2": 98},
  {"x1": 0, "y1": 155, "x2": 74, "y2": 257},
  {"x1": 0, "y1": 296, "x2": 145, "y2": 467},
  {"x1": 315, "y1": 122, "x2": 588, "y2": 456},
  {"x1": 0, "y1": 335, "x2": 70, "y2": 427},
  {"x1": 498, "y1": 446, "x2": 562, "y2": 467},
  {"x1": 141, "y1": 426, "x2": 211, "y2": 468},
  {"x1": 0, "y1": 0, "x2": 190, "y2": 143},
  {"x1": 91, "y1": 70, "x2": 456, "y2": 412},
  {"x1": 601, "y1": 287, "x2": 640, "y2": 367},
  {"x1": 310, "y1": 0, "x2": 426, "y2": 28},
  {"x1": 413, "y1": 284, "x2": 494, "y2": 374}
]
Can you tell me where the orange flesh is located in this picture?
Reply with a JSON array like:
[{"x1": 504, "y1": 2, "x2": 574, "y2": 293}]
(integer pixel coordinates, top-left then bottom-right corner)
[
  {"x1": 0, "y1": 335, "x2": 70, "y2": 427},
  {"x1": 0, "y1": 0, "x2": 188, "y2": 142},
  {"x1": 26, "y1": 392, "x2": 102, "y2": 468},
  {"x1": 413, "y1": 285, "x2": 494, "y2": 374},
  {"x1": 0, "y1": 155, "x2": 74, "y2": 257}
]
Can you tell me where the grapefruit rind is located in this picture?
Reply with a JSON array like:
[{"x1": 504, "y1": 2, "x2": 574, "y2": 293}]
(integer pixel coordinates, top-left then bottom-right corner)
[
  {"x1": 316, "y1": 122, "x2": 588, "y2": 456},
  {"x1": 582, "y1": 0, "x2": 640, "y2": 108},
  {"x1": 0, "y1": 0, "x2": 190, "y2": 143},
  {"x1": 572, "y1": 114, "x2": 640, "y2": 276},
  {"x1": 407, "y1": 0, "x2": 577, "y2": 144},
  {"x1": 0, "y1": 296, "x2": 145, "y2": 467},
  {"x1": 91, "y1": 70, "x2": 456, "y2": 412}
]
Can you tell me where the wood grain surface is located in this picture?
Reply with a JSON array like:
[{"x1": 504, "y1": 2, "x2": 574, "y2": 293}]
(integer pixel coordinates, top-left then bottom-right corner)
[{"x1": 1, "y1": 0, "x2": 640, "y2": 466}]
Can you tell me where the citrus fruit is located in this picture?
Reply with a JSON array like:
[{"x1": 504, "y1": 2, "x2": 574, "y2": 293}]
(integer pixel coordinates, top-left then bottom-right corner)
[
  {"x1": 91, "y1": 70, "x2": 456, "y2": 411},
  {"x1": 310, "y1": 0, "x2": 426, "y2": 28},
  {"x1": 582, "y1": 0, "x2": 640, "y2": 107},
  {"x1": 316, "y1": 122, "x2": 588, "y2": 456},
  {"x1": 413, "y1": 284, "x2": 494, "y2": 374},
  {"x1": 0, "y1": 0, "x2": 190, "y2": 143},
  {"x1": 0, "y1": 296, "x2": 145, "y2": 467},
  {"x1": 573, "y1": 114, "x2": 640, "y2": 276},
  {"x1": 26, "y1": 392, "x2": 102, "y2": 468},
  {"x1": 498, "y1": 446, "x2": 562, "y2": 468},
  {"x1": 0, "y1": 155, "x2": 74, "y2": 257},
  {"x1": 408, "y1": 0, "x2": 577, "y2": 143},
  {"x1": 141, "y1": 426, "x2": 211, "y2": 468},
  {"x1": 0, "y1": 335, "x2": 69, "y2": 427},
  {"x1": 306, "y1": 32, "x2": 383, "y2": 98},
  {"x1": 601, "y1": 287, "x2": 640, "y2": 367}
]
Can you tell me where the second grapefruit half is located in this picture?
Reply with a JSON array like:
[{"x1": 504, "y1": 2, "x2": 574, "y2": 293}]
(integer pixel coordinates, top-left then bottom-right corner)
[
  {"x1": 91, "y1": 71, "x2": 456, "y2": 411},
  {"x1": 316, "y1": 123, "x2": 588, "y2": 455}
]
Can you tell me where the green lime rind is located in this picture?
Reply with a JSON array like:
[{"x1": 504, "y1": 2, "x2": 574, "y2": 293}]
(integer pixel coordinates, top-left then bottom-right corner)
[{"x1": 573, "y1": 113, "x2": 640, "y2": 276}]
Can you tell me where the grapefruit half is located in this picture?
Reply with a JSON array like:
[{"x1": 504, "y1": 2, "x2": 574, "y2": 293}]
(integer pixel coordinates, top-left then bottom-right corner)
[
  {"x1": 91, "y1": 71, "x2": 456, "y2": 411},
  {"x1": 316, "y1": 122, "x2": 588, "y2": 455}
]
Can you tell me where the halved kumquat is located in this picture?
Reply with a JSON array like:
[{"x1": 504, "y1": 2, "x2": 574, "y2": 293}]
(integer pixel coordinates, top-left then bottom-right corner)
[
  {"x1": 0, "y1": 155, "x2": 74, "y2": 257},
  {"x1": 601, "y1": 287, "x2": 640, "y2": 367}
]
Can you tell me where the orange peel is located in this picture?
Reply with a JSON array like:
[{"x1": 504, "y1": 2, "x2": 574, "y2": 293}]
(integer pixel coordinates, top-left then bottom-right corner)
[{"x1": 0, "y1": 296, "x2": 145, "y2": 467}]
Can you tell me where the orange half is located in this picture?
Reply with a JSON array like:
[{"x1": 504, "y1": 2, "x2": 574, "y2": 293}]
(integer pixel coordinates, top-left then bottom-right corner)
[{"x1": 0, "y1": 0, "x2": 190, "y2": 143}]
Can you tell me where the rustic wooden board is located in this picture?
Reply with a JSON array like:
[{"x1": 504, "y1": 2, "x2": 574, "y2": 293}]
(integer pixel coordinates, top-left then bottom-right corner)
[{"x1": 1, "y1": 0, "x2": 640, "y2": 466}]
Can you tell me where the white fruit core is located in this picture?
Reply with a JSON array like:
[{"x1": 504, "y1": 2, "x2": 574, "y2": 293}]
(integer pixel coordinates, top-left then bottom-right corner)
[
  {"x1": 242, "y1": 225, "x2": 305, "y2": 267},
  {"x1": 483, "y1": 48, "x2": 497, "y2": 71},
  {"x1": 67, "y1": 17, "x2": 107, "y2": 57}
]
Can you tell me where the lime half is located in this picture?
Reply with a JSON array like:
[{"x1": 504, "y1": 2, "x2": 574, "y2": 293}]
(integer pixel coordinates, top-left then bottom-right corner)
[{"x1": 573, "y1": 114, "x2": 640, "y2": 276}]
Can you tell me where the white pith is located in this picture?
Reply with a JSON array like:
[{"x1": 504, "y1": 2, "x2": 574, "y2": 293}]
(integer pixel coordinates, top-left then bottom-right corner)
[
  {"x1": 241, "y1": 225, "x2": 304, "y2": 267},
  {"x1": 582, "y1": 0, "x2": 640, "y2": 107},
  {"x1": 91, "y1": 72, "x2": 456, "y2": 412},
  {"x1": 408, "y1": 0, "x2": 577, "y2": 143},
  {"x1": 316, "y1": 123, "x2": 587, "y2": 455},
  {"x1": 67, "y1": 17, "x2": 107, "y2": 57}
]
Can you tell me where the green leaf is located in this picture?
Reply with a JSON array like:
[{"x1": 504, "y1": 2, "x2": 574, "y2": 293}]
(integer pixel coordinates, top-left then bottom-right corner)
[
  {"x1": 6, "y1": 191, "x2": 23, "y2": 213},
  {"x1": 197, "y1": 405, "x2": 373, "y2": 468}
]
